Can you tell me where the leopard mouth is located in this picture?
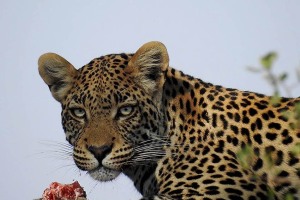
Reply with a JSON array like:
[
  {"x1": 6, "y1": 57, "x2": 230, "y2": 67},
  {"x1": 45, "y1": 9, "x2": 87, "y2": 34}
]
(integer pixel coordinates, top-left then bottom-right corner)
[{"x1": 88, "y1": 165, "x2": 121, "y2": 182}]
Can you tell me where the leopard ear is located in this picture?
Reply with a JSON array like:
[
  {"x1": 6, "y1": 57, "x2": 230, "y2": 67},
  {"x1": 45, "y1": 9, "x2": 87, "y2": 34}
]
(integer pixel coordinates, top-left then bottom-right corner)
[
  {"x1": 38, "y1": 53, "x2": 78, "y2": 102},
  {"x1": 126, "y1": 41, "x2": 169, "y2": 95}
]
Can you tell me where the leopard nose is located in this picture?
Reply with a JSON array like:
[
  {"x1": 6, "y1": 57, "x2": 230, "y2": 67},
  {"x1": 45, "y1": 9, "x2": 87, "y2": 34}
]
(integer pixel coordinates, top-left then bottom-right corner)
[{"x1": 88, "y1": 145, "x2": 112, "y2": 163}]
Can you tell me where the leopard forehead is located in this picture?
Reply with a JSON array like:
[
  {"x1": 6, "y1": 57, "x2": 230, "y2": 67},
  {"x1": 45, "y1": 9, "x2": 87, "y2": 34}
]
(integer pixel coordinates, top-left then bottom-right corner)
[{"x1": 63, "y1": 54, "x2": 136, "y2": 107}]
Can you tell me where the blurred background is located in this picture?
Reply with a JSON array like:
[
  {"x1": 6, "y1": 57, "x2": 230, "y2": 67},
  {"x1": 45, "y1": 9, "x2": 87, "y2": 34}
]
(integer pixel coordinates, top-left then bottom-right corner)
[{"x1": 1, "y1": 1, "x2": 300, "y2": 199}]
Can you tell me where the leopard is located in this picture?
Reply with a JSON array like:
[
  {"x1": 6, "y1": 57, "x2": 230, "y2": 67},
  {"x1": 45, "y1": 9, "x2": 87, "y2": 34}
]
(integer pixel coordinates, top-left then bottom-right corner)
[{"x1": 38, "y1": 41, "x2": 300, "y2": 200}]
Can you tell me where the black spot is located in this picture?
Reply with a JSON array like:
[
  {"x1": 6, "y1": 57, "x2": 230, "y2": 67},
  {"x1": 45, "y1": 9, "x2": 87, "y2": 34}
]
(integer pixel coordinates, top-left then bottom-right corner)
[
  {"x1": 225, "y1": 188, "x2": 243, "y2": 195},
  {"x1": 179, "y1": 86, "x2": 184, "y2": 95},
  {"x1": 242, "y1": 116, "x2": 250, "y2": 124},
  {"x1": 228, "y1": 163, "x2": 238, "y2": 169},
  {"x1": 265, "y1": 146, "x2": 275, "y2": 155},
  {"x1": 188, "y1": 182, "x2": 200, "y2": 189},
  {"x1": 187, "y1": 175, "x2": 203, "y2": 180},
  {"x1": 234, "y1": 113, "x2": 241, "y2": 122},
  {"x1": 255, "y1": 102, "x2": 268, "y2": 110},
  {"x1": 232, "y1": 137, "x2": 239, "y2": 146},
  {"x1": 219, "y1": 165, "x2": 226, "y2": 171},
  {"x1": 256, "y1": 118, "x2": 263, "y2": 130},
  {"x1": 226, "y1": 171, "x2": 243, "y2": 177},
  {"x1": 248, "y1": 195, "x2": 257, "y2": 200},
  {"x1": 207, "y1": 165, "x2": 215, "y2": 173},
  {"x1": 182, "y1": 80, "x2": 190, "y2": 89},
  {"x1": 250, "y1": 123, "x2": 256, "y2": 132},
  {"x1": 266, "y1": 132, "x2": 277, "y2": 141},
  {"x1": 190, "y1": 90, "x2": 195, "y2": 99},
  {"x1": 227, "y1": 150, "x2": 236, "y2": 158},
  {"x1": 199, "y1": 157, "x2": 208, "y2": 167},
  {"x1": 253, "y1": 147, "x2": 260, "y2": 156},
  {"x1": 203, "y1": 179, "x2": 215, "y2": 184},
  {"x1": 249, "y1": 108, "x2": 258, "y2": 116},
  {"x1": 200, "y1": 88, "x2": 206, "y2": 94},
  {"x1": 186, "y1": 100, "x2": 192, "y2": 114},
  {"x1": 194, "y1": 82, "x2": 200, "y2": 89},
  {"x1": 120, "y1": 53, "x2": 129, "y2": 60},
  {"x1": 212, "y1": 113, "x2": 217, "y2": 127},
  {"x1": 201, "y1": 145, "x2": 210, "y2": 155},
  {"x1": 205, "y1": 190, "x2": 220, "y2": 195},
  {"x1": 253, "y1": 134, "x2": 262, "y2": 144},
  {"x1": 256, "y1": 192, "x2": 268, "y2": 199},
  {"x1": 275, "y1": 182, "x2": 291, "y2": 192},
  {"x1": 175, "y1": 182, "x2": 185, "y2": 188},
  {"x1": 201, "y1": 110, "x2": 209, "y2": 122},
  {"x1": 262, "y1": 113, "x2": 269, "y2": 120},
  {"x1": 220, "y1": 178, "x2": 235, "y2": 185},
  {"x1": 203, "y1": 130, "x2": 209, "y2": 141},
  {"x1": 287, "y1": 188, "x2": 298, "y2": 196},
  {"x1": 277, "y1": 170, "x2": 289, "y2": 177},
  {"x1": 288, "y1": 153, "x2": 299, "y2": 166},
  {"x1": 282, "y1": 136, "x2": 293, "y2": 145},
  {"x1": 163, "y1": 180, "x2": 174, "y2": 188},
  {"x1": 211, "y1": 174, "x2": 223, "y2": 179},
  {"x1": 268, "y1": 122, "x2": 281, "y2": 130},
  {"x1": 230, "y1": 125, "x2": 239, "y2": 135},
  {"x1": 212, "y1": 154, "x2": 221, "y2": 163},
  {"x1": 253, "y1": 158, "x2": 263, "y2": 171},
  {"x1": 275, "y1": 150, "x2": 284, "y2": 166},
  {"x1": 215, "y1": 140, "x2": 225, "y2": 153},
  {"x1": 206, "y1": 186, "x2": 219, "y2": 191},
  {"x1": 241, "y1": 183, "x2": 256, "y2": 191},
  {"x1": 207, "y1": 94, "x2": 215, "y2": 101},
  {"x1": 220, "y1": 115, "x2": 228, "y2": 129},
  {"x1": 230, "y1": 101, "x2": 239, "y2": 109},
  {"x1": 179, "y1": 98, "x2": 184, "y2": 109},
  {"x1": 229, "y1": 195, "x2": 243, "y2": 200},
  {"x1": 268, "y1": 110, "x2": 275, "y2": 118},
  {"x1": 175, "y1": 172, "x2": 185, "y2": 179},
  {"x1": 212, "y1": 105, "x2": 224, "y2": 111},
  {"x1": 191, "y1": 166, "x2": 203, "y2": 174},
  {"x1": 181, "y1": 165, "x2": 189, "y2": 170},
  {"x1": 168, "y1": 189, "x2": 183, "y2": 196},
  {"x1": 189, "y1": 157, "x2": 198, "y2": 164},
  {"x1": 216, "y1": 131, "x2": 224, "y2": 137}
]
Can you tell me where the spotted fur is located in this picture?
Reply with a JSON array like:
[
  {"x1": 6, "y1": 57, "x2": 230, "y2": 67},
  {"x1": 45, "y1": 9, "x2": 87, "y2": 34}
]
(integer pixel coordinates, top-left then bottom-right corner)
[{"x1": 39, "y1": 41, "x2": 300, "y2": 200}]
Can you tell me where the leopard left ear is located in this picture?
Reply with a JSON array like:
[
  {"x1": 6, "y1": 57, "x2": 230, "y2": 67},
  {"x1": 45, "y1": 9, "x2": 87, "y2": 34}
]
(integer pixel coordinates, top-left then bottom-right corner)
[
  {"x1": 38, "y1": 53, "x2": 78, "y2": 102},
  {"x1": 125, "y1": 41, "x2": 169, "y2": 96}
]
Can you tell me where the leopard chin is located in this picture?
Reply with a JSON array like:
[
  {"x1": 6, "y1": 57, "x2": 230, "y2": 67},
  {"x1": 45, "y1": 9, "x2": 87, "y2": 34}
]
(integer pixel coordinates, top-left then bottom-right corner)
[{"x1": 88, "y1": 166, "x2": 121, "y2": 182}]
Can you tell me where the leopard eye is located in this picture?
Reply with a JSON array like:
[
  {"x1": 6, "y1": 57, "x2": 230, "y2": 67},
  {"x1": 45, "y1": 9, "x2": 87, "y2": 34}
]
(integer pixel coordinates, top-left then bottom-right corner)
[
  {"x1": 118, "y1": 106, "x2": 134, "y2": 117},
  {"x1": 71, "y1": 108, "x2": 86, "y2": 118}
]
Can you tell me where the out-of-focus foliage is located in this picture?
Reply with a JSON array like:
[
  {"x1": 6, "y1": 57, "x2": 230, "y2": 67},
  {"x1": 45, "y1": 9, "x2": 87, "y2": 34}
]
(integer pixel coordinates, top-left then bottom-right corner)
[
  {"x1": 248, "y1": 52, "x2": 300, "y2": 97},
  {"x1": 244, "y1": 52, "x2": 300, "y2": 200}
]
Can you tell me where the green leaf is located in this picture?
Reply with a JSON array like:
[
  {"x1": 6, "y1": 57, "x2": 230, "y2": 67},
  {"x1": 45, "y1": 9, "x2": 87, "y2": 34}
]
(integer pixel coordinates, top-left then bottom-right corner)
[
  {"x1": 261, "y1": 52, "x2": 277, "y2": 70},
  {"x1": 237, "y1": 145, "x2": 253, "y2": 169},
  {"x1": 290, "y1": 143, "x2": 300, "y2": 156},
  {"x1": 270, "y1": 92, "x2": 281, "y2": 106},
  {"x1": 284, "y1": 193, "x2": 295, "y2": 200},
  {"x1": 279, "y1": 73, "x2": 288, "y2": 81}
]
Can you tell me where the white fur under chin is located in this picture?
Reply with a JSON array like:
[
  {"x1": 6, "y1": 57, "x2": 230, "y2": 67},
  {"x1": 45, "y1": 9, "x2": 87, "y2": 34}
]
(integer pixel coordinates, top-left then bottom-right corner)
[{"x1": 88, "y1": 167, "x2": 121, "y2": 182}]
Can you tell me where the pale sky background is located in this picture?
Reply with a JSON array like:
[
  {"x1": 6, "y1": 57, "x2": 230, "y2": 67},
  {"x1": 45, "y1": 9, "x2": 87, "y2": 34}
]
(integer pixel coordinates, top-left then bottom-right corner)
[{"x1": 1, "y1": 1, "x2": 300, "y2": 199}]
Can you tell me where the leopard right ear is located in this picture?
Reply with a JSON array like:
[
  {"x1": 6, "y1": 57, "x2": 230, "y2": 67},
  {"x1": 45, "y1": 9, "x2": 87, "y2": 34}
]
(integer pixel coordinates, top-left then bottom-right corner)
[{"x1": 38, "y1": 53, "x2": 78, "y2": 102}]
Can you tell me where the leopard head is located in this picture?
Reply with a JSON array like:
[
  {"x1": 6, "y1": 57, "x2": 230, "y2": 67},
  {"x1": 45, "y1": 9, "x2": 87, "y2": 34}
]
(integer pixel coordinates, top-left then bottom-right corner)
[{"x1": 38, "y1": 42, "x2": 169, "y2": 181}]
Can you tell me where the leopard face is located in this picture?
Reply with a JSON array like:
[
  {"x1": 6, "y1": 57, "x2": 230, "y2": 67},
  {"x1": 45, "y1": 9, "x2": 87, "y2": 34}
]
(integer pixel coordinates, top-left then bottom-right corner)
[{"x1": 38, "y1": 42, "x2": 169, "y2": 182}]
